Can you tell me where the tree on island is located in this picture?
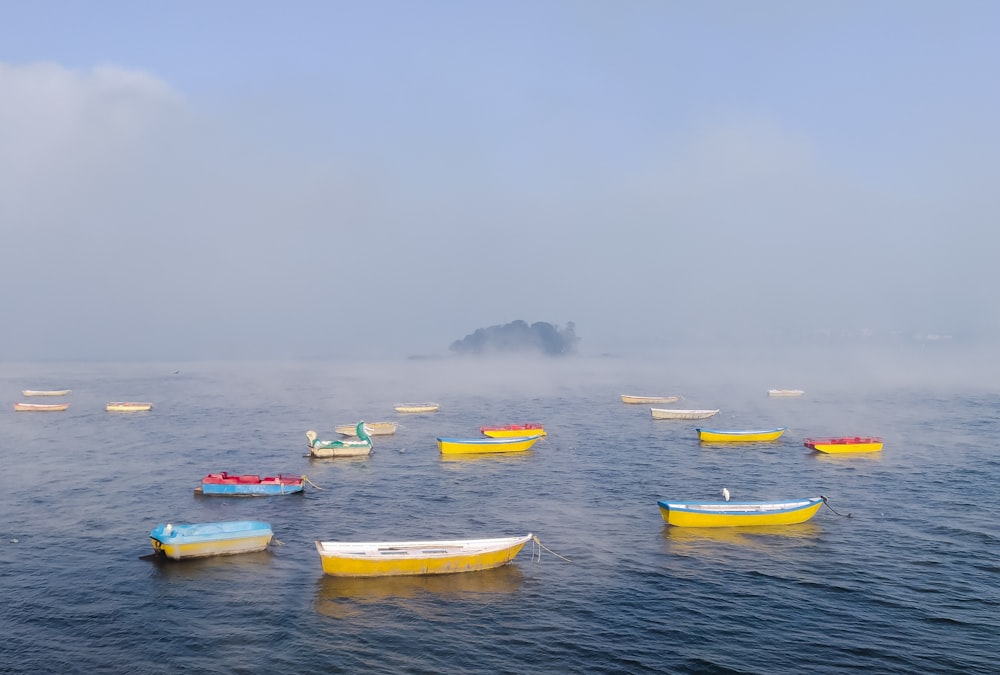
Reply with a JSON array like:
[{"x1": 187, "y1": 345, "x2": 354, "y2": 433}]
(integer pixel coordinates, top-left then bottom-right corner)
[{"x1": 449, "y1": 320, "x2": 578, "y2": 356}]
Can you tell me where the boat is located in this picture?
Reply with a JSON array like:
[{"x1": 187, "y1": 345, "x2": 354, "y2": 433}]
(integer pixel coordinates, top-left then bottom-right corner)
[
  {"x1": 437, "y1": 435, "x2": 541, "y2": 455},
  {"x1": 394, "y1": 402, "x2": 439, "y2": 413},
  {"x1": 307, "y1": 421, "x2": 373, "y2": 458},
  {"x1": 696, "y1": 427, "x2": 787, "y2": 442},
  {"x1": 657, "y1": 497, "x2": 824, "y2": 527},
  {"x1": 106, "y1": 402, "x2": 153, "y2": 412},
  {"x1": 195, "y1": 472, "x2": 305, "y2": 496},
  {"x1": 804, "y1": 436, "x2": 884, "y2": 454},
  {"x1": 14, "y1": 402, "x2": 69, "y2": 412},
  {"x1": 767, "y1": 389, "x2": 804, "y2": 397},
  {"x1": 149, "y1": 520, "x2": 274, "y2": 559},
  {"x1": 651, "y1": 408, "x2": 719, "y2": 420},
  {"x1": 621, "y1": 394, "x2": 681, "y2": 404},
  {"x1": 479, "y1": 423, "x2": 546, "y2": 438},
  {"x1": 315, "y1": 533, "x2": 534, "y2": 577},
  {"x1": 22, "y1": 389, "x2": 71, "y2": 397},
  {"x1": 335, "y1": 421, "x2": 397, "y2": 436}
]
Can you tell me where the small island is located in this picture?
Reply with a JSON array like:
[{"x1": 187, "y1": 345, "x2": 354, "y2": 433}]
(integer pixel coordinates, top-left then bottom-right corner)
[{"x1": 450, "y1": 320, "x2": 578, "y2": 356}]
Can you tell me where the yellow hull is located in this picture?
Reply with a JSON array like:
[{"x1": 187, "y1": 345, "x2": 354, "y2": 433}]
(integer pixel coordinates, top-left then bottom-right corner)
[
  {"x1": 107, "y1": 402, "x2": 153, "y2": 412},
  {"x1": 315, "y1": 535, "x2": 532, "y2": 577},
  {"x1": 658, "y1": 498, "x2": 823, "y2": 527},
  {"x1": 697, "y1": 428, "x2": 786, "y2": 442},
  {"x1": 437, "y1": 436, "x2": 540, "y2": 455},
  {"x1": 150, "y1": 534, "x2": 272, "y2": 560},
  {"x1": 810, "y1": 441, "x2": 883, "y2": 454},
  {"x1": 481, "y1": 427, "x2": 546, "y2": 438}
]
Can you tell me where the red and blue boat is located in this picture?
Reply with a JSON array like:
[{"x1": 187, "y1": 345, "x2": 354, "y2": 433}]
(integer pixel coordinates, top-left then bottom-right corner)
[{"x1": 196, "y1": 472, "x2": 305, "y2": 496}]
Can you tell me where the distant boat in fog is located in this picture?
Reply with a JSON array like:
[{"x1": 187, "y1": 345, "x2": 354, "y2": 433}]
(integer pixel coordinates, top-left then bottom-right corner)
[{"x1": 767, "y1": 389, "x2": 804, "y2": 397}]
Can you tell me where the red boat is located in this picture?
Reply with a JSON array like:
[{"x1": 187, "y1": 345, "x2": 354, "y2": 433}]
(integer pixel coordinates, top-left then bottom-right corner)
[
  {"x1": 196, "y1": 472, "x2": 305, "y2": 496},
  {"x1": 479, "y1": 423, "x2": 547, "y2": 438},
  {"x1": 803, "y1": 437, "x2": 883, "y2": 454}
]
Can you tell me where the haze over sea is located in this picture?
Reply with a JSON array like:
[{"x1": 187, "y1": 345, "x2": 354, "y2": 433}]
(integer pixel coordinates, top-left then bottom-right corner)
[{"x1": 1, "y1": 343, "x2": 996, "y2": 673}]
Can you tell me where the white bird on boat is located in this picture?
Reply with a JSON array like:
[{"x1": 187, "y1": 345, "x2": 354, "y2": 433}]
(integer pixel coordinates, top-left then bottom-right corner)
[{"x1": 722, "y1": 488, "x2": 730, "y2": 502}]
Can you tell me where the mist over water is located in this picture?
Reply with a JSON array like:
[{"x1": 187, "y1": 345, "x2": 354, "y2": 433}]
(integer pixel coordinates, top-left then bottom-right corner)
[{"x1": 1, "y1": 347, "x2": 996, "y2": 673}]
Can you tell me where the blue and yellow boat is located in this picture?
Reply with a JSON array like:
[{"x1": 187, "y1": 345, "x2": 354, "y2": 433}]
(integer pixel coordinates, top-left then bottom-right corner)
[
  {"x1": 658, "y1": 497, "x2": 823, "y2": 527},
  {"x1": 149, "y1": 521, "x2": 274, "y2": 560},
  {"x1": 437, "y1": 435, "x2": 541, "y2": 455},
  {"x1": 696, "y1": 427, "x2": 787, "y2": 442}
]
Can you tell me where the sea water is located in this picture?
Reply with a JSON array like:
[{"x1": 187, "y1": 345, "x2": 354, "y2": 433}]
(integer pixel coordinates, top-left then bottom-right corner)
[{"x1": 0, "y1": 350, "x2": 996, "y2": 673}]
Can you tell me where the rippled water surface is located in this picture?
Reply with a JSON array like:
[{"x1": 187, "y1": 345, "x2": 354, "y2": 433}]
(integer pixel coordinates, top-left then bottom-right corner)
[{"x1": 1, "y1": 354, "x2": 997, "y2": 673}]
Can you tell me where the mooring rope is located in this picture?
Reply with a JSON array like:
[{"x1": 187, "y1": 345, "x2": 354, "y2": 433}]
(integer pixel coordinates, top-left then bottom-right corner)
[
  {"x1": 820, "y1": 495, "x2": 851, "y2": 518},
  {"x1": 303, "y1": 475, "x2": 323, "y2": 490},
  {"x1": 532, "y1": 535, "x2": 572, "y2": 563}
]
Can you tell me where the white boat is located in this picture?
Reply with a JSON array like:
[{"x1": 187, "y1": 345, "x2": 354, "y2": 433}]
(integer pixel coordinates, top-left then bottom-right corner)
[
  {"x1": 621, "y1": 394, "x2": 682, "y2": 404},
  {"x1": 767, "y1": 389, "x2": 804, "y2": 397},
  {"x1": 394, "y1": 402, "x2": 439, "y2": 413},
  {"x1": 22, "y1": 389, "x2": 71, "y2": 397},
  {"x1": 335, "y1": 421, "x2": 396, "y2": 436},
  {"x1": 651, "y1": 408, "x2": 719, "y2": 420}
]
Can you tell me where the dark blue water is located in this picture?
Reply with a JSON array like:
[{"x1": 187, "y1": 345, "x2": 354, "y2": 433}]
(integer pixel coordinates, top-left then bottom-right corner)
[{"x1": 1, "y1": 354, "x2": 997, "y2": 673}]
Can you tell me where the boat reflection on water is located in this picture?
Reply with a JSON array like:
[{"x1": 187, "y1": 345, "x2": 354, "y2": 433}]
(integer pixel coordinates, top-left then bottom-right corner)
[
  {"x1": 143, "y1": 549, "x2": 274, "y2": 579},
  {"x1": 662, "y1": 522, "x2": 821, "y2": 555},
  {"x1": 314, "y1": 565, "x2": 525, "y2": 619},
  {"x1": 438, "y1": 451, "x2": 534, "y2": 464},
  {"x1": 811, "y1": 451, "x2": 884, "y2": 465}
]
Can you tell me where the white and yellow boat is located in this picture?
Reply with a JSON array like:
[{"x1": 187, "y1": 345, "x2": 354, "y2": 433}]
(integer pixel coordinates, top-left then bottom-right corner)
[
  {"x1": 621, "y1": 394, "x2": 681, "y2": 404},
  {"x1": 14, "y1": 402, "x2": 69, "y2": 412},
  {"x1": 767, "y1": 389, "x2": 804, "y2": 397},
  {"x1": 106, "y1": 402, "x2": 153, "y2": 412},
  {"x1": 658, "y1": 497, "x2": 823, "y2": 527},
  {"x1": 315, "y1": 534, "x2": 534, "y2": 577},
  {"x1": 335, "y1": 421, "x2": 397, "y2": 436},
  {"x1": 149, "y1": 521, "x2": 273, "y2": 560},
  {"x1": 394, "y1": 402, "x2": 440, "y2": 413},
  {"x1": 22, "y1": 389, "x2": 71, "y2": 397},
  {"x1": 804, "y1": 436, "x2": 883, "y2": 454},
  {"x1": 437, "y1": 435, "x2": 541, "y2": 455},
  {"x1": 696, "y1": 427, "x2": 786, "y2": 442},
  {"x1": 479, "y1": 423, "x2": 546, "y2": 438}
]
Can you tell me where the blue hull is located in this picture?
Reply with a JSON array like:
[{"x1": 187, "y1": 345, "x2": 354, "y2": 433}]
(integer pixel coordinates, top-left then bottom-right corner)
[{"x1": 199, "y1": 483, "x2": 303, "y2": 496}]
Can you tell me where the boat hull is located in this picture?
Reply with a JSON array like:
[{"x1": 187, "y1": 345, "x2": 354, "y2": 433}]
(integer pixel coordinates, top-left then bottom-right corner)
[
  {"x1": 651, "y1": 408, "x2": 719, "y2": 420},
  {"x1": 310, "y1": 444, "x2": 372, "y2": 458},
  {"x1": 480, "y1": 424, "x2": 546, "y2": 438},
  {"x1": 198, "y1": 474, "x2": 304, "y2": 496},
  {"x1": 22, "y1": 389, "x2": 71, "y2": 396},
  {"x1": 336, "y1": 422, "x2": 397, "y2": 436},
  {"x1": 805, "y1": 437, "x2": 883, "y2": 454},
  {"x1": 658, "y1": 498, "x2": 823, "y2": 527},
  {"x1": 106, "y1": 402, "x2": 153, "y2": 412},
  {"x1": 621, "y1": 395, "x2": 681, "y2": 404},
  {"x1": 768, "y1": 390, "x2": 804, "y2": 397},
  {"x1": 696, "y1": 427, "x2": 786, "y2": 442},
  {"x1": 437, "y1": 436, "x2": 541, "y2": 455},
  {"x1": 315, "y1": 534, "x2": 532, "y2": 577},
  {"x1": 394, "y1": 403, "x2": 440, "y2": 413},
  {"x1": 150, "y1": 521, "x2": 273, "y2": 560},
  {"x1": 14, "y1": 403, "x2": 69, "y2": 412}
]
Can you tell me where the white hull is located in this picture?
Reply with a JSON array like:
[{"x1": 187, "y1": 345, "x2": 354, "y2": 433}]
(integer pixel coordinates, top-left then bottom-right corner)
[{"x1": 651, "y1": 408, "x2": 719, "y2": 420}]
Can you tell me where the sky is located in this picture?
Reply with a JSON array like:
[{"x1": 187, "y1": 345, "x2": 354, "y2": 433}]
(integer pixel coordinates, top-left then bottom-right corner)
[{"x1": 1, "y1": 1, "x2": 998, "y2": 360}]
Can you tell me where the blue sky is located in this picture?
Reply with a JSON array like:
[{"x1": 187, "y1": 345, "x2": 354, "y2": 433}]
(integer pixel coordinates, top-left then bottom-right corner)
[{"x1": 1, "y1": 1, "x2": 997, "y2": 359}]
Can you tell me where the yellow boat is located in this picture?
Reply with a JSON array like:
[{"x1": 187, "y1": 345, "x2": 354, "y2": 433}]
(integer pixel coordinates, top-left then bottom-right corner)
[
  {"x1": 436, "y1": 435, "x2": 541, "y2": 455},
  {"x1": 479, "y1": 423, "x2": 546, "y2": 438},
  {"x1": 335, "y1": 421, "x2": 397, "y2": 436},
  {"x1": 804, "y1": 436, "x2": 883, "y2": 453},
  {"x1": 14, "y1": 402, "x2": 69, "y2": 412},
  {"x1": 315, "y1": 534, "x2": 534, "y2": 577},
  {"x1": 658, "y1": 497, "x2": 824, "y2": 527},
  {"x1": 621, "y1": 394, "x2": 681, "y2": 404},
  {"x1": 696, "y1": 427, "x2": 786, "y2": 442},
  {"x1": 106, "y1": 402, "x2": 153, "y2": 412},
  {"x1": 22, "y1": 389, "x2": 71, "y2": 396},
  {"x1": 394, "y1": 402, "x2": 439, "y2": 413}
]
